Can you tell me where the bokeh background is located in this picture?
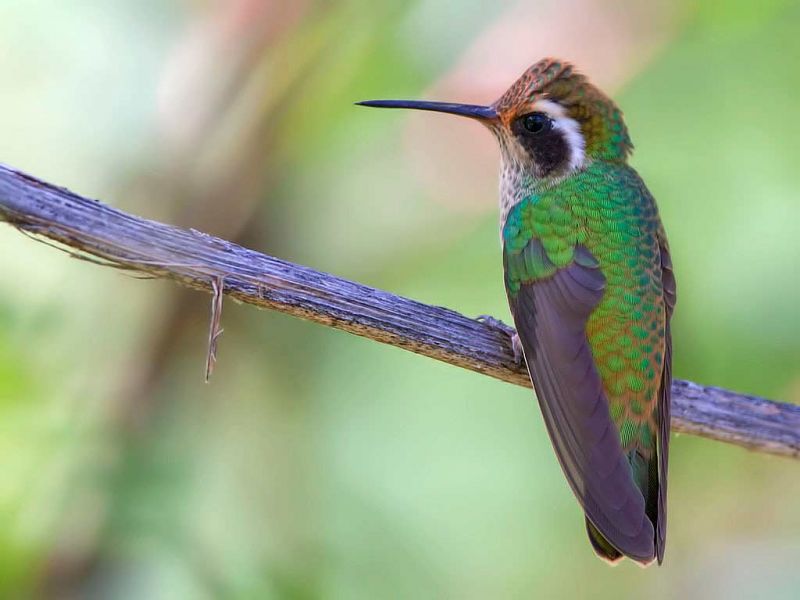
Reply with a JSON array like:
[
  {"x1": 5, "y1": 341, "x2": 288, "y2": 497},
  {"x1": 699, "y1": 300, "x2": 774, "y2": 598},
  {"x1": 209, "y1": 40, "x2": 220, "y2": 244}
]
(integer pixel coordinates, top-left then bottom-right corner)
[{"x1": 1, "y1": 1, "x2": 799, "y2": 598}]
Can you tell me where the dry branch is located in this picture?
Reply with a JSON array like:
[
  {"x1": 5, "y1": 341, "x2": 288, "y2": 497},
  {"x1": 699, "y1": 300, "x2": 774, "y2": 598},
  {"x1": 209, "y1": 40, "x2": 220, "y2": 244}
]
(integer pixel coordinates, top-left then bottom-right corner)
[{"x1": 0, "y1": 163, "x2": 798, "y2": 458}]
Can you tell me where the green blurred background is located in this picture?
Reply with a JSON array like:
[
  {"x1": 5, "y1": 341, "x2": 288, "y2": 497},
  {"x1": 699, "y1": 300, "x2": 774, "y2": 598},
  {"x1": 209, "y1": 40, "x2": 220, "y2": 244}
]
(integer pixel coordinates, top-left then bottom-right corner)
[{"x1": 0, "y1": 1, "x2": 799, "y2": 598}]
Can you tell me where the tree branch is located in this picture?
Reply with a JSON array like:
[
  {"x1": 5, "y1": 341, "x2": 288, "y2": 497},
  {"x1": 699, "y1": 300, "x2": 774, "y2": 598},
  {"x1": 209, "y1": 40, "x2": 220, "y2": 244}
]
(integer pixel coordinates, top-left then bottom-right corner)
[{"x1": 0, "y1": 163, "x2": 797, "y2": 459}]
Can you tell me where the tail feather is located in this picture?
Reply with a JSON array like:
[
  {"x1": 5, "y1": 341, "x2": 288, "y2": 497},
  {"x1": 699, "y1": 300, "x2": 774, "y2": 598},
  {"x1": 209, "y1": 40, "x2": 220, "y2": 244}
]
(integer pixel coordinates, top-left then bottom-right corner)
[
  {"x1": 586, "y1": 519, "x2": 623, "y2": 564},
  {"x1": 586, "y1": 449, "x2": 661, "y2": 566}
]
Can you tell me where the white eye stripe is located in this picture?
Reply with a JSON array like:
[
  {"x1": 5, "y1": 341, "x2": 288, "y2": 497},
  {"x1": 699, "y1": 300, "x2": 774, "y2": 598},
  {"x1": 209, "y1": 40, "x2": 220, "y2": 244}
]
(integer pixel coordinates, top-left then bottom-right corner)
[
  {"x1": 534, "y1": 99, "x2": 568, "y2": 118},
  {"x1": 533, "y1": 99, "x2": 586, "y2": 172}
]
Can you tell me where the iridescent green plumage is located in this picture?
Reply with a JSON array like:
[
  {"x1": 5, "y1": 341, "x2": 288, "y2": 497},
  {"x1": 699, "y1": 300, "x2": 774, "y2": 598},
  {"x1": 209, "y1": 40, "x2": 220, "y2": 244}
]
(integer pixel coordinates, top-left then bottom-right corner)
[
  {"x1": 504, "y1": 162, "x2": 667, "y2": 455},
  {"x1": 500, "y1": 159, "x2": 674, "y2": 563}
]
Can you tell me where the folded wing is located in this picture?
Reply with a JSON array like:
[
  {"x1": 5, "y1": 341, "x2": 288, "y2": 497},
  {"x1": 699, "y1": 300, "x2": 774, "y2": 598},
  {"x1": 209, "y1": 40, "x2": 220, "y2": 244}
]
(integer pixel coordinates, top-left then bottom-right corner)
[{"x1": 507, "y1": 241, "x2": 655, "y2": 562}]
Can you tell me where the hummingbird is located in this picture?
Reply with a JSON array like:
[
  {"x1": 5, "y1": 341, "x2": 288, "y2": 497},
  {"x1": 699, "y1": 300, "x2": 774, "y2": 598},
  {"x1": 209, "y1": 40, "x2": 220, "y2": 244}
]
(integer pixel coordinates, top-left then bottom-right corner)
[{"x1": 358, "y1": 58, "x2": 676, "y2": 566}]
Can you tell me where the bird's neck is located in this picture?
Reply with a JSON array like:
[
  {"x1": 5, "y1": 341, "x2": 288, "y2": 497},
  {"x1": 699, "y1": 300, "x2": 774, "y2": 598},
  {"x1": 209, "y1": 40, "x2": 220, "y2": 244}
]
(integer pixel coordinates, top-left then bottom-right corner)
[{"x1": 498, "y1": 157, "x2": 571, "y2": 234}]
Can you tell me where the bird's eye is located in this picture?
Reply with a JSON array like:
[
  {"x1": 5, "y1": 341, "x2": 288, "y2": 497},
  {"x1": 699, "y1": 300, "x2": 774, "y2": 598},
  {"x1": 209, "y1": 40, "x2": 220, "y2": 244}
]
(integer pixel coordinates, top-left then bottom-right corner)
[{"x1": 521, "y1": 112, "x2": 551, "y2": 134}]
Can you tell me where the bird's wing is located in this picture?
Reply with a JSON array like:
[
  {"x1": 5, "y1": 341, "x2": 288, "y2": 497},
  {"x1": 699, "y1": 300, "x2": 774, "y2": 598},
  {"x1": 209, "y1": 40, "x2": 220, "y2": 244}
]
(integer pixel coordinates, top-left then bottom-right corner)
[
  {"x1": 655, "y1": 238, "x2": 676, "y2": 564},
  {"x1": 505, "y1": 240, "x2": 655, "y2": 562}
]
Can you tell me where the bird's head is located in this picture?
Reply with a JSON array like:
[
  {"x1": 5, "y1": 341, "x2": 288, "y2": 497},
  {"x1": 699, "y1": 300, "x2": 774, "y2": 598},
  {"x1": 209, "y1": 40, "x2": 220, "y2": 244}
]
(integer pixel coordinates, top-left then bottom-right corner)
[{"x1": 359, "y1": 58, "x2": 632, "y2": 184}]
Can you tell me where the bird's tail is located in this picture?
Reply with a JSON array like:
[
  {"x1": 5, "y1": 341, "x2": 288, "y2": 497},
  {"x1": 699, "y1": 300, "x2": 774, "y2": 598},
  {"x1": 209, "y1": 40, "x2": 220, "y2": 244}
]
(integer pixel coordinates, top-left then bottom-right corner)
[
  {"x1": 585, "y1": 449, "x2": 660, "y2": 565},
  {"x1": 585, "y1": 518, "x2": 623, "y2": 564}
]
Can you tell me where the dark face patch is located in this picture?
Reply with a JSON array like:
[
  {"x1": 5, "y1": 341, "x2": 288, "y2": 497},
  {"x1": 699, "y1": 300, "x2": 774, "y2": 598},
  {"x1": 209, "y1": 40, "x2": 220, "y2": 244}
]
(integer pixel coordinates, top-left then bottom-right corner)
[{"x1": 511, "y1": 112, "x2": 570, "y2": 178}]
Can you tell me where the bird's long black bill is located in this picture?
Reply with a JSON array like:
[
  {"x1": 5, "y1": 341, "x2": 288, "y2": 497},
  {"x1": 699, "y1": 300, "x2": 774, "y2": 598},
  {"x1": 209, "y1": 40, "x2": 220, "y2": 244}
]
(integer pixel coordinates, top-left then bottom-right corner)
[{"x1": 356, "y1": 100, "x2": 497, "y2": 120}]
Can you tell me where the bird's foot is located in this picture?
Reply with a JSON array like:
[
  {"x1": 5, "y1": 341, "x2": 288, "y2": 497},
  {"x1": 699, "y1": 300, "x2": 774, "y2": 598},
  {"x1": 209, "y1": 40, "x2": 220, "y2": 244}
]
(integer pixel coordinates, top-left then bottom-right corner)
[
  {"x1": 510, "y1": 332, "x2": 525, "y2": 367},
  {"x1": 476, "y1": 314, "x2": 515, "y2": 335},
  {"x1": 476, "y1": 315, "x2": 525, "y2": 367}
]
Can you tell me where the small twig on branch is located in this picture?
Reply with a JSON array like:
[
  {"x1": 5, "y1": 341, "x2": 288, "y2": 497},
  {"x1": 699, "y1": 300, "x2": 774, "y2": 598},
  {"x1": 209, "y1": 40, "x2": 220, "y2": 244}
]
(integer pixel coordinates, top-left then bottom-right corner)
[
  {"x1": 205, "y1": 276, "x2": 225, "y2": 383},
  {"x1": 0, "y1": 163, "x2": 798, "y2": 458}
]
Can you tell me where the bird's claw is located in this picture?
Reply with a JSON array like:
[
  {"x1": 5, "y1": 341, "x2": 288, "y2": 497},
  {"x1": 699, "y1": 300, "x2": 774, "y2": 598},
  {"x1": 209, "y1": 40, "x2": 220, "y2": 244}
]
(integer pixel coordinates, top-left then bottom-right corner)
[
  {"x1": 476, "y1": 315, "x2": 525, "y2": 367},
  {"x1": 476, "y1": 314, "x2": 515, "y2": 335},
  {"x1": 510, "y1": 332, "x2": 525, "y2": 367}
]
